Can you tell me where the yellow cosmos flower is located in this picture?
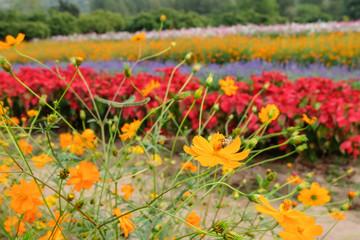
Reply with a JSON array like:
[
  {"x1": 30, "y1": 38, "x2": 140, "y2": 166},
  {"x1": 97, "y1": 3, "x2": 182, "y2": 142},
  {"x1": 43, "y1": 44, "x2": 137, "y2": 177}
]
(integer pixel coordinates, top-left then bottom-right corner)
[
  {"x1": 0, "y1": 33, "x2": 25, "y2": 49},
  {"x1": 279, "y1": 217, "x2": 323, "y2": 240},
  {"x1": 258, "y1": 104, "x2": 280, "y2": 123},
  {"x1": 27, "y1": 109, "x2": 39, "y2": 118},
  {"x1": 149, "y1": 154, "x2": 162, "y2": 166},
  {"x1": 298, "y1": 182, "x2": 331, "y2": 207},
  {"x1": 218, "y1": 76, "x2": 238, "y2": 96},
  {"x1": 131, "y1": 145, "x2": 144, "y2": 154},
  {"x1": 131, "y1": 33, "x2": 146, "y2": 42},
  {"x1": 119, "y1": 120, "x2": 141, "y2": 141},
  {"x1": 184, "y1": 133, "x2": 250, "y2": 168}
]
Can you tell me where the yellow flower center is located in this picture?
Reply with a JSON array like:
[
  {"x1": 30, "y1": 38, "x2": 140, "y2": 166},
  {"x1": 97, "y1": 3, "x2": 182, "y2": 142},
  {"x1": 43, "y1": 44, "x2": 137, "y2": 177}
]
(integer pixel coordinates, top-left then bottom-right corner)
[{"x1": 282, "y1": 199, "x2": 292, "y2": 211}]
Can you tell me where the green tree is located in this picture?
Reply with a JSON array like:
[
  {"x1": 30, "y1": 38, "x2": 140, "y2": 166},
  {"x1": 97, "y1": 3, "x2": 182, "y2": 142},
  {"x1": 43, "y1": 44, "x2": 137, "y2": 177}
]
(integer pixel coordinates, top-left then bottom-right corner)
[{"x1": 345, "y1": 0, "x2": 360, "y2": 19}]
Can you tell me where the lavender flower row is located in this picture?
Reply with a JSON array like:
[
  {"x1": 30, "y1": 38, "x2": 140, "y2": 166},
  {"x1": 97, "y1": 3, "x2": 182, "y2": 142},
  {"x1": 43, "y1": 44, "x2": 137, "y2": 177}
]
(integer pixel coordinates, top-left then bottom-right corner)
[
  {"x1": 12, "y1": 59, "x2": 360, "y2": 82},
  {"x1": 32, "y1": 21, "x2": 360, "y2": 42}
]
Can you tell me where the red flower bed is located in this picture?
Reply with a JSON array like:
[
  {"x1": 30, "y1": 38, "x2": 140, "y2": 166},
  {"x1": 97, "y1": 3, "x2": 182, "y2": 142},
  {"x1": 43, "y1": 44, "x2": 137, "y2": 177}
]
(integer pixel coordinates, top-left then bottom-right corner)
[{"x1": 1, "y1": 66, "x2": 359, "y2": 158}]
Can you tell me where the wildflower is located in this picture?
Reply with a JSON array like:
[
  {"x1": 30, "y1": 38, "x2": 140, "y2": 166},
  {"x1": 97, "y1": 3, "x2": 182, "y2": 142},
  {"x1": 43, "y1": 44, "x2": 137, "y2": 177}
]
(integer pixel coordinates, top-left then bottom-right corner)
[
  {"x1": 302, "y1": 114, "x2": 317, "y2": 124},
  {"x1": 31, "y1": 153, "x2": 54, "y2": 168},
  {"x1": 258, "y1": 104, "x2": 280, "y2": 123},
  {"x1": 185, "y1": 211, "x2": 201, "y2": 228},
  {"x1": 121, "y1": 184, "x2": 135, "y2": 200},
  {"x1": 8, "y1": 179, "x2": 43, "y2": 214},
  {"x1": 0, "y1": 33, "x2": 25, "y2": 49},
  {"x1": 79, "y1": 129, "x2": 96, "y2": 149},
  {"x1": 67, "y1": 161, "x2": 100, "y2": 191},
  {"x1": 47, "y1": 211, "x2": 70, "y2": 228},
  {"x1": 119, "y1": 120, "x2": 141, "y2": 141},
  {"x1": 181, "y1": 161, "x2": 198, "y2": 172},
  {"x1": 328, "y1": 211, "x2": 346, "y2": 220},
  {"x1": 9, "y1": 117, "x2": 20, "y2": 126},
  {"x1": 183, "y1": 133, "x2": 250, "y2": 168},
  {"x1": 113, "y1": 208, "x2": 135, "y2": 238},
  {"x1": 26, "y1": 109, "x2": 39, "y2": 118},
  {"x1": 23, "y1": 206, "x2": 42, "y2": 223},
  {"x1": 0, "y1": 164, "x2": 10, "y2": 184},
  {"x1": 219, "y1": 76, "x2": 238, "y2": 96},
  {"x1": 131, "y1": 145, "x2": 144, "y2": 154},
  {"x1": 141, "y1": 79, "x2": 160, "y2": 96},
  {"x1": 255, "y1": 196, "x2": 307, "y2": 229},
  {"x1": 286, "y1": 175, "x2": 306, "y2": 184},
  {"x1": 131, "y1": 33, "x2": 146, "y2": 42},
  {"x1": 160, "y1": 14, "x2": 166, "y2": 21},
  {"x1": 183, "y1": 191, "x2": 193, "y2": 199},
  {"x1": 348, "y1": 191, "x2": 356, "y2": 200},
  {"x1": 151, "y1": 192, "x2": 159, "y2": 198},
  {"x1": 149, "y1": 154, "x2": 162, "y2": 166},
  {"x1": 213, "y1": 221, "x2": 229, "y2": 234},
  {"x1": 4, "y1": 216, "x2": 26, "y2": 236},
  {"x1": 60, "y1": 132, "x2": 74, "y2": 149},
  {"x1": 17, "y1": 139, "x2": 32, "y2": 155},
  {"x1": 279, "y1": 217, "x2": 323, "y2": 240},
  {"x1": 298, "y1": 182, "x2": 331, "y2": 207},
  {"x1": 0, "y1": 139, "x2": 9, "y2": 147}
]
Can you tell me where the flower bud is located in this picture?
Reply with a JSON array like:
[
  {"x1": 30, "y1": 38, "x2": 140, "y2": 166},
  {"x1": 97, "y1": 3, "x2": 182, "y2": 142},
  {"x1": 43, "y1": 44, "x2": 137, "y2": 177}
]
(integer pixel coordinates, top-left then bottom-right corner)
[
  {"x1": 124, "y1": 64, "x2": 131, "y2": 78},
  {"x1": 290, "y1": 135, "x2": 308, "y2": 145},
  {"x1": 39, "y1": 94, "x2": 48, "y2": 107},
  {"x1": 292, "y1": 201, "x2": 298, "y2": 208},
  {"x1": 47, "y1": 114, "x2": 58, "y2": 124},
  {"x1": 59, "y1": 168, "x2": 69, "y2": 179},
  {"x1": 248, "y1": 193, "x2": 261, "y2": 204},
  {"x1": 341, "y1": 203, "x2": 350, "y2": 211},
  {"x1": 184, "y1": 52, "x2": 192, "y2": 61},
  {"x1": 75, "y1": 200, "x2": 85, "y2": 209},
  {"x1": 160, "y1": 14, "x2": 166, "y2": 21},
  {"x1": 273, "y1": 183, "x2": 280, "y2": 189},
  {"x1": 251, "y1": 105, "x2": 257, "y2": 113},
  {"x1": 192, "y1": 64, "x2": 201, "y2": 73},
  {"x1": 68, "y1": 192, "x2": 76, "y2": 201},
  {"x1": 0, "y1": 56, "x2": 12, "y2": 72},
  {"x1": 287, "y1": 126, "x2": 297, "y2": 133},
  {"x1": 306, "y1": 172, "x2": 314, "y2": 178},
  {"x1": 297, "y1": 182, "x2": 310, "y2": 191},
  {"x1": 233, "y1": 192, "x2": 239, "y2": 200},
  {"x1": 248, "y1": 137, "x2": 259, "y2": 148},
  {"x1": 206, "y1": 74, "x2": 213, "y2": 87},
  {"x1": 268, "y1": 106, "x2": 277, "y2": 119},
  {"x1": 170, "y1": 42, "x2": 176, "y2": 48},
  {"x1": 229, "y1": 114, "x2": 234, "y2": 120},
  {"x1": 348, "y1": 191, "x2": 356, "y2": 200},
  {"x1": 213, "y1": 103, "x2": 219, "y2": 111},
  {"x1": 296, "y1": 144, "x2": 308, "y2": 152},
  {"x1": 213, "y1": 221, "x2": 229, "y2": 234},
  {"x1": 264, "y1": 82, "x2": 270, "y2": 89},
  {"x1": 347, "y1": 168, "x2": 354, "y2": 174},
  {"x1": 194, "y1": 87, "x2": 203, "y2": 99},
  {"x1": 232, "y1": 128, "x2": 242, "y2": 136},
  {"x1": 112, "y1": 148, "x2": 118, "y2": 156},
  {"x1": 80, "y1": 110, "x2": 86, "y2": 120},
  {"x1": 267, "y1": 172, "x2": 276, "y2": 182},
  {"x1": 75, "y1": 57, "x2": 83, "y2": 66},
  {"x1": 224, "y1": 231, "x2": 244, "y2": 240}
]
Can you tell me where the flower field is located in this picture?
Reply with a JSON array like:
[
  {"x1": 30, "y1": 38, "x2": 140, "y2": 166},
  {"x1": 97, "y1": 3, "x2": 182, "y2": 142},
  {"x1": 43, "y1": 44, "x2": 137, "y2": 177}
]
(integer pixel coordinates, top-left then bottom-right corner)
[{"x1": 0, "y1": 18, "x2": 359, "y2": 240}]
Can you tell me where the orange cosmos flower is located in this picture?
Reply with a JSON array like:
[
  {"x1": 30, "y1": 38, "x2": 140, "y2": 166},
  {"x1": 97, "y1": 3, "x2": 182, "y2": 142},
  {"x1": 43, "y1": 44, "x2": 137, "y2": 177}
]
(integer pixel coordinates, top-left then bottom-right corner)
[
  {"x1": 184, "y1": 133, "x2": 250, "y2": 168},
  {"x1": 39, "y1": 229, "x2": 64, "y2": 240},
  {"x1": 181, "y1": 161, "x2": 198, "y2": 172},
  {"x1": 8, "y1": 117, "x2": 20, "y2": 126},
  {"x1": 0, "y1": 33, "x2": 25, "y2": 49},
  {"x1": 141, "y1": 79, "x2": 160, "y2": 96},
  {"x1": 258, "y1": 104, "x2": 280, "y2": 123},
  {"x1": 23, "y1": 206, "x2": 42, "y2": 223},
  {"x1": 348, "y1": 191, "x2": 356, "y2": 200},
  {"x1": 67, "y1": 161, "x2": 100, "y2": 191},
  {"x1": 131, "y1": 145, "x2": 144, "y2": 154},
  {"x1": 8, "y1": 179, "x2": 43, "y2": 214},
  {"x1": 298, "y1": 182, "x2": 331, "y2": 207},
  {"x1": 60, "y1": 132, "x2": 73, "y2": 149},
  {"x1": 185, "y1": 211, "x2": 201, "y2": 228},
  {"x1": 0, "y1": 101, "x2": 7, "y2": 115},
  {"x1": 18, "y1": 139, "x2": 32, "y2": 155},
  {"x1": 26, "y1": 109, "x2": 39, "y2": 118},
  {"x1": 218, "y1": 76, "x2": 238, "y2": 96},
  {"x1": 74, "y1": 129, "x2": 96, "y2": 149},
  {"x1": 31, "y1": 153, "x2": 54, "y2": 168},
  {"x1": 4, "y1": 216, "x2": 26, "y2": 236},
  {"x1": 121, "y1": 183, "x2": 135, "y2": 200},
  {"x1": 302, "y1": 114, "x2": 317, "y2": 124},
  {"x1": 131, "y1": 33, "x2": 146, "y2": 42},
  {"x1": 328, "y1": 211, "x2": 346, "y2": 220},
  {"x1": 255, "y1": 196, "x2": 307, "y2": 229},
  {"x1": 113, "y1": 208, "x2": 135, "y2": 238},
  {"x1": 119, "y1": 120, "x2": 141, "y2": 141},
  {"x1": 286, "y1": 175, "x2": 306, "y2": 184},
  {"x1": 60, "y1": 129, "x2": 96, "y2": 155},
  {"x1": 279, "y1": 216, "x2": 323, "y2": 240},
  {"x1": 0, "y1": 164, "x2": 10, "y2": 184}
]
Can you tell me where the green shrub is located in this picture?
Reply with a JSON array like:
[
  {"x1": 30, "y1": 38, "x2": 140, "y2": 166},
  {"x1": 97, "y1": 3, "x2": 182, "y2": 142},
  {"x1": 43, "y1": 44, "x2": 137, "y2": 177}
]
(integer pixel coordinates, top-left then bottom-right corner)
[
  {"x1": 48, "y1": 10, "x2": 78, "y2": 36},
  {"x1": 294, "y1": 4, "x2": 333, "y2": 23},
  {"x1": 78, "y1": 10, "x2": 125, "y2": 33},
  {"x1": 0, "y1": 21, "x2": 50, "y2": 39},
  {"x1": 125, "y1": 12, "x2": 158, "y2": 32}
]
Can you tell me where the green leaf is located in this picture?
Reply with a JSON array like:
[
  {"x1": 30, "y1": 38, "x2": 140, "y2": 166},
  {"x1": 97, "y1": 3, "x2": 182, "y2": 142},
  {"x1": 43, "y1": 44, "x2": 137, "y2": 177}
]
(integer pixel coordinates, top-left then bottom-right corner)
[
  {"x1": 256, "y1": 174, "x2": 263, "y2": 186},
  {"x1": 95, "y1": 95, "x2": 150, "y2": 108}
]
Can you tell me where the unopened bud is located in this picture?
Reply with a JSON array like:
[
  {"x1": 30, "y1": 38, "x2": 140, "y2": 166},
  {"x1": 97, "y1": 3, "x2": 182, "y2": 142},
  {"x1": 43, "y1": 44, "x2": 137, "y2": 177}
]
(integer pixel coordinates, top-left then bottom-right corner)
[
  {"x1": 160, "y1": 14, "x2": 166, "y2": 22},
  {"x1": 194, "y1": 87, "x2": 203, "y2": 99},
  {"x1": 233, "y1": 192, "x2": 239, "y2": 200},
  {"x1": 206, "y1": 74, "x2": 213, "y2": 87},
  {"x1": 75, "y1": 200, "x2": 85, "y2": 209},
  {"x1": 347, "y1": 168, "x2": 354, "y2": 174},
  {"x1": 296, "y1": 143, "x2": 308, "y2": 152},
  {"x1": 213, "y1": 103, "x2": 219, "y2": 111},
  {"x1": 297, "y1": 182, "x2": 310, "y2": 191},
  {"x1": 264, "y1": 82, "x2": 270, "y2": 89},
  {"x1": 232, "y1": 128, "x2": 241, "y2": 136},
  {"x1": 252, "y1": 106, "x2": 257, "y2": 113},
  {"x1": 341, "y1": 203, "x2": 350, "y2": 211},
  {"x1": 248, "y1": 193, "x2": 261, "y2": 204},
  {"x1": 248, "y1": 137, "x2": 259, "y2": 148},
  {"x1": 59, "y1": 168, "x2": 69, "y2": 179},
  {"x1": 192, "y1": 64, "x2": 201, "y2": 73},
  {"x1": 39, "y1": 94, "x2": 48, "y2": 107},
  {"x1": 170, "y1": 42, "x2": 176, "y2": 48},
  {"x1": 75, "y1": 57, "x2": 83, "y2": 66},
  {"x1": 229, "y1": 114, "x2": 234, "y2": 120},
  {"x1": 267, "y1": 172, "x2": 276, "y2": 181},
  {"x1": 0, "y1": 56, "x2": 12, "y2": 72},
  {"x1": 112, "y1": 148, "x2": 118, "y2": 156},
  {"x1": 80, "y1": 110, "x2": 86, "y2": 120},
  {"x1": 348, "y1": 191, "x2": 356, "y2": 200},
  {"x1": 47, "y1": 114, "x2": 58, "y2": 124},
  {"x1": 290, "y1": 135, "x2": 308, "y2": 145},
  {"x1": 124, "y1": 65, "x2": 131, "y2": 78},
  {"x1": 213, "y1": 221, "x2": 229, "y2": 234},
  {"x1": 224, "y1": 231, "x2": 245, "y2": 240},
  {"x1": 184, "y1": 52, "x2": 192, "y2": 61},
  {"x1": 287, "y1": 126, "x2": 297, "y2": 133},
  {"x1": 68, "y1": 192, "x2": 76, "y2": 201}
]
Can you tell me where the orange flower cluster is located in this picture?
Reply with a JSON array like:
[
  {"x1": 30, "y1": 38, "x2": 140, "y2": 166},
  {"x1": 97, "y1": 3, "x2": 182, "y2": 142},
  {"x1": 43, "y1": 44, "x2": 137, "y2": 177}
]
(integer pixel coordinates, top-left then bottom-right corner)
[
  {"x1": 256, "y1": 196, "x2": 323, "y2": 240},
  {"x1": 184, "y1": 133, "x2": 250, "y2": 168},
  {"x1": 60, "y1": 129, "x2": 96, "y2": 154},
  {"x1": 2, "y1": 32, "x2": 360, "y2": 66}
]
